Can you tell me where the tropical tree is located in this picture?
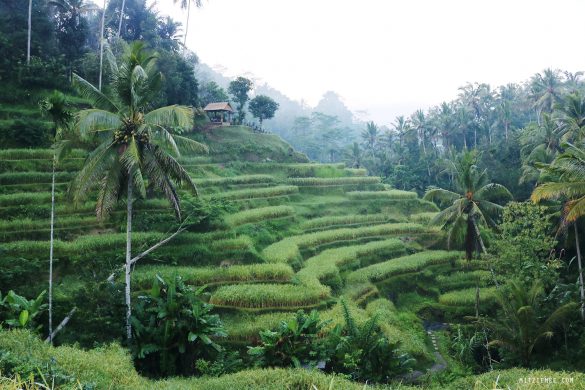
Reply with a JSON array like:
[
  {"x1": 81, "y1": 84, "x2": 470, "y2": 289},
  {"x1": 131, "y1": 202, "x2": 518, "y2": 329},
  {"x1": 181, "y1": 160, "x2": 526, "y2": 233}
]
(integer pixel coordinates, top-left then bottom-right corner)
[
  {"x1": 248, "y1": 95, "x2": 279, "y2": 128},
  {"x1": 530, "y1": 68, "x2": 563, "y2": 115},
  {"x1": 39, "y1": 91, "x2": 74, "y2": 344},
  {"x1": 228, "y1": 76, "x2": 253, "y2": 124},
  {"x1": 70, "y1": 42, "x2": 208, "y2": 340},
  {"x1": 481, "y1": 279, "x2": 577, "y2": 366},
  {"x1": 27, "y1": 0, "x2": 32, "y2": 64},
  {"x1": 555, "y1": 92, "x2": 585, "y2": 143},
  {"x1": 423, "y1": 150, "x2": 512, "y2": 261},
  {"x1": 519, "y1": 113, "x2": 561, "y2": 184},
  {"x1": 361, "y1": 121, "x2": 378, "y2": 157},
  {"x1": 531, "y1": 143, "x2": 585, "y2": 319},
  {"x1": 173, "y1": 0, "x2": 202, "y2": 47}
]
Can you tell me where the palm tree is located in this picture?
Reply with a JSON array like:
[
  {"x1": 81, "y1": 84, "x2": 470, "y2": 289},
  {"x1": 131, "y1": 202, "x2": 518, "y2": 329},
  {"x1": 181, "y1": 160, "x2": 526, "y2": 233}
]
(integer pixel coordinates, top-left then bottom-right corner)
[
  {"x1": 117, "y1": 0, "x2": 125, "y2": 36},
  {"x1": 361, "y1": 121, "x2": 378, "y2": 157},
  {"x1": 530, "y1": 68, "x2": 563, "y2": 115},
  {"x1": 173, "y1": 0, "x2": 202, "y2": 47},
  {"x1": 98, "y1": 0, "x2": 107, "y2": 91},
  {"x1": 70, "y1": 42, "x2": 208, "y2": 340},
  {"x1": 482, "y1": 279, "x2": 577, "y2": 366},
  {"x1": 555, "y1": 92, "x2": 585, "y2": 143},
  {"x1": 39, "y1": 91, "x2": 74, "y2": 344},
  {"x1": 27, "y1": 0, "x2": 32, "y2": 64},
  {"x1": 519, "y1": 113, "x2": 561, "y2": 184},
  {"x1": 531, "y1": 143, "x2": 585, "y2": 320},
  {"x1": 424, "y1": 150, "x2": 512, "y2": 262}
]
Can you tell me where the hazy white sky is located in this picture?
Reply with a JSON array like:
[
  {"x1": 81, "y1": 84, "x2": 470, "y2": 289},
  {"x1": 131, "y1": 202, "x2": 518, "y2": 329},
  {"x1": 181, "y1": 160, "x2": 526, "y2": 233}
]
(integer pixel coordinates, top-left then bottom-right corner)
[{"x1": 159, "y1": 0, "x2": 585, "y2": 125}]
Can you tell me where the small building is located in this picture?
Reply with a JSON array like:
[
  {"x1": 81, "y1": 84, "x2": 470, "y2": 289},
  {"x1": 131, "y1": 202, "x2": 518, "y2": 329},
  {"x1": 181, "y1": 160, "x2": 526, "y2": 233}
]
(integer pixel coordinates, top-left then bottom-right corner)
[{"x1": 203, "y1": 102, "x2": 234, "y2": 126}]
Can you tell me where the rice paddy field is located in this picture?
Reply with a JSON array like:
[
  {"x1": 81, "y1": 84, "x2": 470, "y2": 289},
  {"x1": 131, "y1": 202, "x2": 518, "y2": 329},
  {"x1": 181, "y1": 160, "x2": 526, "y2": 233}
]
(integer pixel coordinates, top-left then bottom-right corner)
[{"x1": 0, "y1": 127, "x2": 508, "y2": 387}]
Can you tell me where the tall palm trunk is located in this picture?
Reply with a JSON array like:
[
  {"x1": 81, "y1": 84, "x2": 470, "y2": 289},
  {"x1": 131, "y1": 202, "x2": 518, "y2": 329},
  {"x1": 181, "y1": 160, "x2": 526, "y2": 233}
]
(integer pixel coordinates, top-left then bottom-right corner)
[
  {"x1": 27, "y1": 0, "x2": 32, "y2": 64},
  {"x1": 125, "y1": 179, "x2": 133, "y2": 340},
  {"x1": 98, "y1": 0, "x2": 106, "y2": 91},
  {"x1": 183, "y1": 0, "x2": 191, "y2": 46},
  {"x1": 471, "y1": 217, "x2": 499, "y2": 289},
  {"x1": 574, "y1": 224, "x2": 585, "y2": 321},
  {"x1": 117, "y1": 0, "x2": 126, "y2": 37},
  {"x1": 48, "y1": 157, "x2": 56, "y2": 344}
]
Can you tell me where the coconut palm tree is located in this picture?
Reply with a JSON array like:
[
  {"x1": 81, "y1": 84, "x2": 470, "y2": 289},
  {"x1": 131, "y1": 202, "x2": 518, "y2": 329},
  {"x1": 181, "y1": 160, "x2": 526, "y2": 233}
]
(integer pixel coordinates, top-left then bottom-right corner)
[
  {"x1": 555, "y1": 92, "x2": 585, "y2": 144},
  {"x1": 423, "y1": 150, "x2": 512, "y2": 261},
  {"x1": 361, "y1": 121, "x2": 378, "y2": 157},
  {"x1": 519, "y1": 113, "x2": 561, "y2": 184},
  {"x1": 531, "y1": 143, "x2": 585, "y2": 320},
  {"x1": 530, "y1": 68, "x2": 563, "y2": 115},
  {"x1": 70, "y1": 42, "x2": 208, "y2": 340},
  {"x1": 98, "y1": 0, "x2": 107, "y2": 91},
  {"x1": 27, "y1": 0, "x2": 32, "y2": 64},
  {"x1": 39, "y1": 91, "x2": 74, "y2": 344},
  {"x1": 173, "y1": 0, "x2": 202, "y2": 47},
  {"x1": 482, "y1": 279, "x2": 577, "y2": 366}
]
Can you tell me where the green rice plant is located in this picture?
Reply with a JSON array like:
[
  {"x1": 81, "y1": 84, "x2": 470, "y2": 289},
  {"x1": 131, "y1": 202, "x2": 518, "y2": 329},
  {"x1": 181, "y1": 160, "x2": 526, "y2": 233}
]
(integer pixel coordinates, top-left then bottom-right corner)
[
  {"x1": 343, "y1": 168, "x2": 368, "y2": 176},
  {"x1": 0, "y1": 191, "x2": 57, "y2": 206},
  {"x1": 0, "y1": 171, "x2": 76, "y2": 185},
  {"x1": 435, "y1": 270, "x2": 493, "y2": 290},
  {"x1": 286, "y1": 176, "x2": 380, "y2": 187},
  {"x1": 0, "y1": 148, "x2": 86, "y2": 160},
  {"x1": 262, "y1": 223, "x2": 425, "y2": 264},
  {"x1": 209, "y1": 283, "x2": 330, "y2": 309},
  {"x1": 409, "y1": 212, "x2": 438, "y2": 224},
  {"x1": 210, "y1": 236, "x2": 255, "y2": 252},
  {"x1": 346, "y1": 190, "x2": 418, "y2": 200},
  {"x1": 206, "y1": 185, "x2": 298, "y2": 201},
  {"x1": 133, "y1": 263, "x2": 294, "y2": 289},
  {"x1": 224, "y1": 205, "x2": 295, "y2": 227},
  {"x1": 365, "y1": 298, "x2": 432, "y2": 361},
  {"x1": 347, "y1": 250, "x2": 463, "y2": 283},
  {"x1": 222, "y1": 312, "x2": 295, "y2": 341},
  {"x1": 300, "y1": 213, "x2": 407, "y2": 231},
  {"x1": 342, "y1": 282, "x2": 379, "y2": 304},
  {"x1": 194, "y1": 174, "x2": 275, "y2": 187},
  {"x1": 438, "y1": 286, "x2": 498, "y2": 306},
  {"x1": 0, "y1": 157, "x2": 83, "y2": 173}
]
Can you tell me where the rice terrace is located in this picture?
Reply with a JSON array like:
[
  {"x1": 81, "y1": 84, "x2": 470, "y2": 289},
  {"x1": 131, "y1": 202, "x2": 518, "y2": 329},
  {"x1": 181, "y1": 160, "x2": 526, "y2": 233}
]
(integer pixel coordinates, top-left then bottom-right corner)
[{"x1": 1, "y1": 0, "x2": 585, "y2": 389}]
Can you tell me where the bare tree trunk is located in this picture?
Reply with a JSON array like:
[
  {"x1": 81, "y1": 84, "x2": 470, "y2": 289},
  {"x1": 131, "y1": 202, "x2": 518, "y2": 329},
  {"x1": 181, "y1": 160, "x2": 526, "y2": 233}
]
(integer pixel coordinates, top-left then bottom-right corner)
[
  {"x1": 117, "y1": 0, "x2": 126, "y2": 37},
  {"x1": 471, "y1": 217, "x2": 499, "y2": 289},
  {"x1": 125, "y1": 179, "x2": 133, "y2": 340},
  {"x1": 183, "y1": 0, "x2": 191, "y2": 47},
  {"x1": 98, "y1": 0, "x2": 106, "y2": 91},
  {"x1": 27, "y1": 0, "x2": 32, "y2": 64},
  {"x1": 574, "y1": 223, "x2": 585, "y2": 321},
  {"x1": 48, "y1": 157, "x2": 56, "y2": 344},
  {"x1": 45, "y1": 307, "x2": 76, "y2": 343}
]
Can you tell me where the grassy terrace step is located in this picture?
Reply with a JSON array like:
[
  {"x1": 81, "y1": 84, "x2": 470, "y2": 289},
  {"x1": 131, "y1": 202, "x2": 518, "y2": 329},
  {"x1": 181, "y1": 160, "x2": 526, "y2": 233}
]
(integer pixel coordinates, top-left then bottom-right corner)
[
  {"x1": 223, "y1": 312, "x2": 295, "y2": 342},
  {"x1": 133, "y1": 263, "x2": 294, "y2": 289},
  {"x1": 0, "y1": 191, "x2": 62, "y2": 207},
  {"x1": 224, "y1": 205, "x2": 295, "y2": 227},
  {"x1": 346, "y1": 189, "x2": 418, "y2": 200},
  {"x1": 0, "y1": 171, "x2": 76, "y2": 185},
  {"x1": 0, "y1": 181, "x2": 70, "y2": 194},
  {"x1": 0, "y1": 148, "x2": 87, "y2": 160},
  {"x1": 300, "y1": 213, "x2": 407, "y2": 231},
  {"x1": 410, "y1": 211, "x2": 439, "y2": 224},
  {"x1": 0, "y1": 158, "x2": 83, "y2": 173},
  {"x1": 297, "y1": 238, "x2": 407, "y2": 289},
  {"x1": 209, "y1": 283, "x2": 330, "y2": 310},
  {"x1": 438, "y1": 286, "x2": 498, "y2": 306},
  {"x1": 262, "y1": 223, "x2": 426, "y2": 264},
  {"x1": 203, "y1": 185, "x2": 298, "y2": 201},
  {"x1": 347, "y1": 250, "x2": 463, "y2": 283},
  {"x1": 435, "y1": 270, "x2": 493, "y2": 290},
  {"x1": 193, "y1": 174, "x2": 275, "y2": 187},
  {"x1": 0, "y1": 216, "x2": 112, "y2": 239},
  {"x1": 286, "y1": 176, "x2": 380, "y2": 187}
]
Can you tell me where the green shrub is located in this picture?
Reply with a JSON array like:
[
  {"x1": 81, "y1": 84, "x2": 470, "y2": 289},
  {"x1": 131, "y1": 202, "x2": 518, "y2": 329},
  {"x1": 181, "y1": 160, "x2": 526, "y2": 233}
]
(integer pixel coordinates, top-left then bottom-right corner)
[
  {"x1": 225, "y1": 205, "x2": 295, "y2": 227},
  {"x1": 209, "y1": 283, "x2": 330, "y2": 309},
  {"x1": 133, "y1": 264, "x2": 294, "y2": 289},
  {"x1": 347, "y1": 251, "x2": 463, "y2": 283},
  {"x1": 346, "y1": 190, "x2": 418, "y2": 200}
]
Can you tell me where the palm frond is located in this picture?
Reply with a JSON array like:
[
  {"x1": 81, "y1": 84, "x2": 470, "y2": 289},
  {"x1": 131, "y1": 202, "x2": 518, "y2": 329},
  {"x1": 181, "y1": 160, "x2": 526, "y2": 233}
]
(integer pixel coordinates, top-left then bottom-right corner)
[
  {"x1": 531, "y1": 182, "x2": 585, "y2": 202},
  {"x1": 144, "y1": 105, "x2": 194, "y2": 131},
  {"x1": 72, "y1": 74, "x2": 119, "y2": 112},
  {"x1": 70, "y1": 141, "x2": 116, "y2": 204},
  {"x1": 476, "y1": 183, "x2": 513, "y2": 202},
  {"x1": 120, "y1": 138, "x2": 146, "y2": 198},
  {"x1": 76, "y1": 109, "x2": 121, "y2": 138},
  {"x1": 423, "y1": 187, "x2": 461, "y2": 206}
]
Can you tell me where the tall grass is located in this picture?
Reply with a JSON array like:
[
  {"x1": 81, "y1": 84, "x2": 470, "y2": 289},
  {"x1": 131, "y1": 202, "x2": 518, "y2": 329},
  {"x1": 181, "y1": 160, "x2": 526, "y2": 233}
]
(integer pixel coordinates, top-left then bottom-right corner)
[
  {"x1": 438, "y1": 286, "x2": 498, "y2": 306},
  {"x1": 133, "y1": 263, "x2": 294, "y2": 288},
  {"x1": 346, "y1": 190, "x2": 418, "y2": 200},
  {"x1": 209, "y1": 283, "x2": 330, "y2": 309},
  {"x1": 347, "y1": 250, "x2": 462, "y2": 283},
  {"x1": 262, "y1": 223, "x2": 425, "y2": 264},
  {"x1": 224, "y1": 205, "x2": 295, "y2": 227}
]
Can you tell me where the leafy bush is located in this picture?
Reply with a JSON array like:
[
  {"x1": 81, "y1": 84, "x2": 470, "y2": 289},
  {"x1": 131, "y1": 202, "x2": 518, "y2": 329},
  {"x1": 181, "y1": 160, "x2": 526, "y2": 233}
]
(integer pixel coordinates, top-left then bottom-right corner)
[
  {"x1": 248, "y1": 310, "x2": 331, "y2": 368},
  {"x1": 132, "y1": 275, "x2": 227, "y2": 377},
  {"x1": 0, "y1": 290, "x2": 46, "y2": 331}
]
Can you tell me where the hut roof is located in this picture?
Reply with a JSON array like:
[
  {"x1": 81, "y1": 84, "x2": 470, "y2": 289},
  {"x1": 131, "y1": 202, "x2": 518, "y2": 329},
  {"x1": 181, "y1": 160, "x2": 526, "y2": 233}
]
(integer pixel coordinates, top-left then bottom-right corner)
[{"x1": 203, "y1": 102, "x2": 234, "y2": 112}]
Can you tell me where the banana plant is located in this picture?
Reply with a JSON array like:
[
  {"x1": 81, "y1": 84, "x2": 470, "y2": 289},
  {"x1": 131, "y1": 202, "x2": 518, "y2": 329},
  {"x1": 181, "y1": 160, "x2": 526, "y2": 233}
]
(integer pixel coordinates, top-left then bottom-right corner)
[{"x1": 0, "y1": 290, "x2": 47, "y2": 330}]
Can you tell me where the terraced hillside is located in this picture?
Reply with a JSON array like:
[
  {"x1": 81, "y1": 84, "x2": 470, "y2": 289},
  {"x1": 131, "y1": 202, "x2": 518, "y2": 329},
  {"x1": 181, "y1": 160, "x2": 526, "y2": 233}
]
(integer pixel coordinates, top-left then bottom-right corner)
[{"x1": 0, "y1": 126, "x2": 500, "y2": 376}]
